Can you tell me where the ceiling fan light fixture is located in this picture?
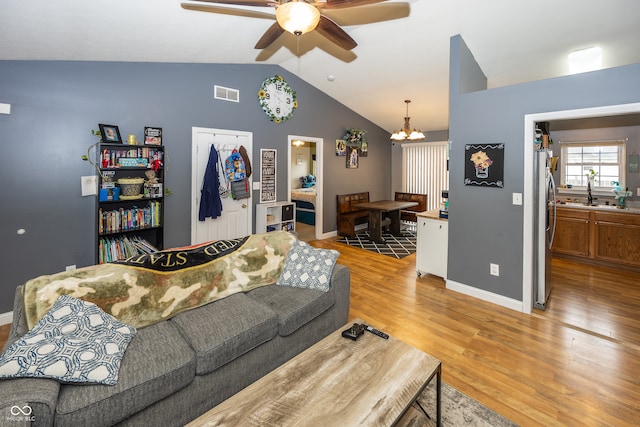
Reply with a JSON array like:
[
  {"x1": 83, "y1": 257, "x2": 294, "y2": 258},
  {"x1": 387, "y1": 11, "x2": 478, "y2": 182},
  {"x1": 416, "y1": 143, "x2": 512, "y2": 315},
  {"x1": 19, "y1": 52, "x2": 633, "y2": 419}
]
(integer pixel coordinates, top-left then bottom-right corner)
[
  {"x1": 390, "y1": 100, "x2": 425, "y2": 142},
  {"x1": 276, "y1": 1, "x2": 320, "y2": 36}
]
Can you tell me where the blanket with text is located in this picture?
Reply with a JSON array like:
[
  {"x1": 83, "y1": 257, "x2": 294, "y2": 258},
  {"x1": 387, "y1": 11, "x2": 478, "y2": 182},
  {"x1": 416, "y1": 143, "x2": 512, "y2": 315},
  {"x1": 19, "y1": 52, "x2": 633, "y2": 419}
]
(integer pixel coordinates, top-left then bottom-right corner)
[{"x1": 23, "y1": 232, "x2": 297, "y2": 329}]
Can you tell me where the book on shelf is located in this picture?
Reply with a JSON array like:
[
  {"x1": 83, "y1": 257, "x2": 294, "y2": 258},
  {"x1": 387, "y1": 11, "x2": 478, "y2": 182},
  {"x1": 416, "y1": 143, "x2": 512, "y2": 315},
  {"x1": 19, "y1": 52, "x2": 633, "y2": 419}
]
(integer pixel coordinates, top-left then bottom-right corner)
[
  {"x1": 100, "y1": 146, "x2": 163, "y2": 169},
  {"x1": 99, "y1": 201, "x2": 161, "y2": 234},
  {"x1": 98, "y1": 235, "x2": 160, "y2": 264}
]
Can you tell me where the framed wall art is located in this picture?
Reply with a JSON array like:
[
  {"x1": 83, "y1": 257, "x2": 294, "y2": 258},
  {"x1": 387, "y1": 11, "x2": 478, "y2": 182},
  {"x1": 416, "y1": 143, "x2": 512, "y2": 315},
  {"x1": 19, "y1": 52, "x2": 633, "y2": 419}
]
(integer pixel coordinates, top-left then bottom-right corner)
[
  {"x1": 99, "y1": 124, "x2": 122, "y2": 144},
  {"x1": 346, "y1": 145, "x2": 359, "y2": 169},
  {"x1": 465, "y1": 143, "x2": 504, "y2": 187},
  {"x1": 260, "y1": 149, "x2": 277, "y2": 202}
]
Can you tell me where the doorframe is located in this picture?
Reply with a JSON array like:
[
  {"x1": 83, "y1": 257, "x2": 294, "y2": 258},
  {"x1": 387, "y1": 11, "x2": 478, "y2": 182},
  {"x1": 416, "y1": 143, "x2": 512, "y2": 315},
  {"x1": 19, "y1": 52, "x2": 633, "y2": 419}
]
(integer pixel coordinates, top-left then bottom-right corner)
[
  {"x1": 287, "y1": 135, "x2": 323, "y2": 240},
  {"x1": 522, "y1": 102, "x2": 640, "y2": 314}
]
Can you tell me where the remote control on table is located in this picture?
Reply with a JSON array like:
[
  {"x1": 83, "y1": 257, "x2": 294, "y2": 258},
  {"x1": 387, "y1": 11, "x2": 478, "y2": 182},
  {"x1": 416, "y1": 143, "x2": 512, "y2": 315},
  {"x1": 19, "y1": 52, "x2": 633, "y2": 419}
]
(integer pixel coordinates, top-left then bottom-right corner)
[{"x1": 364, "y1": 325, "x2": 389, "y2": 339}]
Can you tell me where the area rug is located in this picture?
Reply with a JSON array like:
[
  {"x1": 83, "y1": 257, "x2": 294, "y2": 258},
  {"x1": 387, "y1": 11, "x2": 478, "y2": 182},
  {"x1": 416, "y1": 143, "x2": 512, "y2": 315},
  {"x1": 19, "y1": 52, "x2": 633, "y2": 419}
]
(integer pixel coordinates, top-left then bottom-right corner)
[
  {"x1": 336, "y1": 230, "x2": 417, "y2": 259},
  {"x1": 398, "y1": 381, "x2": 519, "y2": 427}
]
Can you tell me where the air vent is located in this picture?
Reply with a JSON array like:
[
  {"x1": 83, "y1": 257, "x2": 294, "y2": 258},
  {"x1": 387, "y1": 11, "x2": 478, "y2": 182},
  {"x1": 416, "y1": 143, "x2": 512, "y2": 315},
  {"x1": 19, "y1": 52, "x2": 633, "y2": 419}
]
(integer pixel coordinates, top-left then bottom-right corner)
[{"x1": 214, "y1": 85, "x2": 239, "y2": 102}]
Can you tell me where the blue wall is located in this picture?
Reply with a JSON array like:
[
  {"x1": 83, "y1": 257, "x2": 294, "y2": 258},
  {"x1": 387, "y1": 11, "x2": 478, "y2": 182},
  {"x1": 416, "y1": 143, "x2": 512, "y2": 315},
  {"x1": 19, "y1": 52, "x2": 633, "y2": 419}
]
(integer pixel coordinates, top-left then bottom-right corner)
[
  {"x1": 448, "y1": 35, "x2": 640, "y2": 302},
  {"x1": 0, "y1": 61, "x2": 391, "y2": 313}
]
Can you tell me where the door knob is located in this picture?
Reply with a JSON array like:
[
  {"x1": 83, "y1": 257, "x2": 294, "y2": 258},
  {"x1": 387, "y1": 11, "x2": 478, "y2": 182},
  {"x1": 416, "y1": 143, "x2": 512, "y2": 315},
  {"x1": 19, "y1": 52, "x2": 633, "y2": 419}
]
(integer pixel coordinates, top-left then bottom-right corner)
[{"x1": 242, "y1": 204, "x2": 247, "y2": 208}]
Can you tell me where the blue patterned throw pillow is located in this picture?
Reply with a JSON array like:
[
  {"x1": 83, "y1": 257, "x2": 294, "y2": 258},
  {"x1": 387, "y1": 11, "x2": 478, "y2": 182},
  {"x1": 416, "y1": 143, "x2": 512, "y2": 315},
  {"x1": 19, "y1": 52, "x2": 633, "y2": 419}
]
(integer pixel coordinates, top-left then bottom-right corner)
[
  {"x1": 278, "y1": 240, "x2": 339, "y2": 292},
  {"x1": 0, "y1": 294, "x2": 136, "y2": 385}
]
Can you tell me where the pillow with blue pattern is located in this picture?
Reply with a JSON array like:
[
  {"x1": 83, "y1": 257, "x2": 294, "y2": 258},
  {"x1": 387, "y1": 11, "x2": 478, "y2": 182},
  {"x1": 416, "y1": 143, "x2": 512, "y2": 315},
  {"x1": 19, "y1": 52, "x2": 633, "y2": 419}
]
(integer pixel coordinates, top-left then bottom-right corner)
[
  {"x1": 278, "y1": 240, "x2": 339, "y2": 292},
  {"x1": 0, "y1": 294, "x2": 136, "y2": 385}
]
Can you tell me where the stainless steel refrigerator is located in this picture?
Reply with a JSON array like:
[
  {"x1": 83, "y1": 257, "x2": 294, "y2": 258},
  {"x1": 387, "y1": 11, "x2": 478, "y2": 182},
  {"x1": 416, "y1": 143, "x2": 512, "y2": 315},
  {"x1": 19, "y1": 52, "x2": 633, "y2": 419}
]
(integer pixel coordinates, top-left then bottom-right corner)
[{"x1": 533, "y1": 149, "x2": 556, "y2": 309}]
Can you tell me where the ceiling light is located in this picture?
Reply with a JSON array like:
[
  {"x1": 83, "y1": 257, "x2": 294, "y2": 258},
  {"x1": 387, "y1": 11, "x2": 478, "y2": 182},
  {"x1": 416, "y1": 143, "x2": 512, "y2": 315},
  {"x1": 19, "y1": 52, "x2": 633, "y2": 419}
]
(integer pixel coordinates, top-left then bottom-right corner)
[
  {"x1": 390, "y1": 100, "x2": 425, "y2": 142},
  {"x1": 292, "y1": 139, "x2": 304, "y2": 147},
  {"x1": 276, "y1": 1, "x2": 320, "y2": 36},
  {"x1": 568, "y1": 46, "x2": 602, "y2": 74}
]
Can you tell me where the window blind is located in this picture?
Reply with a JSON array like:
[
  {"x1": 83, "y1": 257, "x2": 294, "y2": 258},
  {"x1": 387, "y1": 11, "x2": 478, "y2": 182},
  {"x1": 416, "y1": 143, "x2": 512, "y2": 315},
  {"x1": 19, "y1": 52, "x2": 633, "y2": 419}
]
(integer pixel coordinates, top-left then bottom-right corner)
[{"x1": 401, "y1": 141, "x2": 449, "y2": 211}]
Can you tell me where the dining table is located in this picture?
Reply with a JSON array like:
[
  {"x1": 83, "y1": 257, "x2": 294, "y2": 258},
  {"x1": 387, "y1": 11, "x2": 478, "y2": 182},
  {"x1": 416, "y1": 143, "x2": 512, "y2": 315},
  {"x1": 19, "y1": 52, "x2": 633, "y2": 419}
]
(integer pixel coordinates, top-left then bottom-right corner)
[{"x1": 354, "y1": 200, "x2": 418, "y2": 244}]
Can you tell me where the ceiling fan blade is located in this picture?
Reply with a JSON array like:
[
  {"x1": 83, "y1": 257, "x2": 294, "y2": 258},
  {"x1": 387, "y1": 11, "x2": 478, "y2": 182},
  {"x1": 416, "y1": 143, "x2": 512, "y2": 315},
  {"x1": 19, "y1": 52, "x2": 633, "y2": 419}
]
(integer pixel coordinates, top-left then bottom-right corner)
[
  {"x1": 255, "y1": 22, "x2": 286, "y2": 49},
  {"x1": 316, "y1": 15, "x2": 357, "y2": 50},
  {"x1": 186, "y1": 0, "x2": 277, "y2": 7},
  {"x1": 181, "y1": 2, "x2": 276, "y2": 19},
  {"x1": 320, "y1": 0, "x2": 387, "y2": 10}
]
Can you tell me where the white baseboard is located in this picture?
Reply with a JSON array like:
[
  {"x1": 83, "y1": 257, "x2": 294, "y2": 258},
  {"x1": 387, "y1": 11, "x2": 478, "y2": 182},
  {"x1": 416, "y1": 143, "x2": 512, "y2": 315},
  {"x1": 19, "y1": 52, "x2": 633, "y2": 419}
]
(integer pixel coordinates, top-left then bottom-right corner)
[
  {"x1": 446, "y1": 279, "x2": 523, "y2": 312},
  {"x1": 319, "y1": 230, "x2": 338, "y2": 240},
  {"x1": 0, "y1": 311, "x2": 13, "y2": 326}
]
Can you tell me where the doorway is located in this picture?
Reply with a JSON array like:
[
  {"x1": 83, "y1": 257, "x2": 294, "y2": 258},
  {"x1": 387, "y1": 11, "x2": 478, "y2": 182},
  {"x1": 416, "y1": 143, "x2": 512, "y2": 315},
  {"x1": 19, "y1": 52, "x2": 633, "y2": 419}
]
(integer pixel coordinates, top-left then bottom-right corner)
[
  {"x1": 191, "y1": 127, "x2": 253, "y2": 245},
  {"x1": 288, "y1": 135, "x2": 323, "y2": 241},
  {"x1": 522, "y1": 102, "x2": 640, "y2": 314}
]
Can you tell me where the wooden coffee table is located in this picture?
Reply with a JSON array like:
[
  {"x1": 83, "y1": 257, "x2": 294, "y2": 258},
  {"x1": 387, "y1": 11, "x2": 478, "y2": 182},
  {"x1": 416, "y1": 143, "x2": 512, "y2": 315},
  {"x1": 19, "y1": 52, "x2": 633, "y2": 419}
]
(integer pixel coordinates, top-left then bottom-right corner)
[{"x1": 186, "y1": 319, "x2": 441, "y2": 426}]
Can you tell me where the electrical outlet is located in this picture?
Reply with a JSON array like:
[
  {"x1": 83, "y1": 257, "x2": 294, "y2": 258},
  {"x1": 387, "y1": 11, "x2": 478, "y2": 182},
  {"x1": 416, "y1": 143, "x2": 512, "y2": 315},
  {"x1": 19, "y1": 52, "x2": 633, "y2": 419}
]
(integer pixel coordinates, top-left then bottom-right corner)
[
  {"x1": 66, "y1": 265, "x2": 76, "y2": 271},
  {"x1": 490, "y1": 263, "x2": 500, "y2": 276}
]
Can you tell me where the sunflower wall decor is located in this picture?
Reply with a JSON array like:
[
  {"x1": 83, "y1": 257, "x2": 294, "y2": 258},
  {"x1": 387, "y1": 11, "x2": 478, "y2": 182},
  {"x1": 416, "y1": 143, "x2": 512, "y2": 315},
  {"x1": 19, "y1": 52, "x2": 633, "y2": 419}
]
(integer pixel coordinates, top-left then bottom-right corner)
[{"x1": 464, "y1": 144, "x2": 504, "y2": 187}]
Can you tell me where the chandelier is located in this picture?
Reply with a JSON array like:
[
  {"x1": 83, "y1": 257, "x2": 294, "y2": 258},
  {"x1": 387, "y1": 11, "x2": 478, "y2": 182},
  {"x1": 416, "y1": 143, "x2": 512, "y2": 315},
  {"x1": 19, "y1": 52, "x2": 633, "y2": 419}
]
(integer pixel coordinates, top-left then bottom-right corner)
[
  {"x1": 390, "y1": 100, "x2": 425, "y2": 141},
  {"x1": 276, "y1": 1, "x2": 320, "y2": 36}
]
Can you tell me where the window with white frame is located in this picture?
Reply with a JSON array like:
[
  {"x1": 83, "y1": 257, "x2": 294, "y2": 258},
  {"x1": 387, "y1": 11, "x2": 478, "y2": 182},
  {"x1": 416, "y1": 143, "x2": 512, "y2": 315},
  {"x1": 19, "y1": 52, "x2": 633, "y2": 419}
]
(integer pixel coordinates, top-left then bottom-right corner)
[
  {"x1": 560, "y1": 140, "x2": 626, "y2": 190},
  {"x1": 402, "y1": 141, "x2": 449, "y2": 211}
]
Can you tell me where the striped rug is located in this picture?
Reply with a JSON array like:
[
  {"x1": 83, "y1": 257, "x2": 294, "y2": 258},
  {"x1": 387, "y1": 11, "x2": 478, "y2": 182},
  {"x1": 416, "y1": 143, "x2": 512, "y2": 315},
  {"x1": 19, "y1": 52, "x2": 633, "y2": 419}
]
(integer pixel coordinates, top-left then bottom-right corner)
[{"x1": 336, "y1": 230, "x2": 417, "y2": 259}]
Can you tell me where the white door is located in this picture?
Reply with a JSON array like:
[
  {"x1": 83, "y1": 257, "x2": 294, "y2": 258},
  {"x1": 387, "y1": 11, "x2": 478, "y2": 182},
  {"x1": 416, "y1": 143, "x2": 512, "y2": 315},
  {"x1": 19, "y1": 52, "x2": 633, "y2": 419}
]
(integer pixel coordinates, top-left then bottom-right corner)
[{"x1": 191, "y1": 127, "x2": 252, "y2": 245}]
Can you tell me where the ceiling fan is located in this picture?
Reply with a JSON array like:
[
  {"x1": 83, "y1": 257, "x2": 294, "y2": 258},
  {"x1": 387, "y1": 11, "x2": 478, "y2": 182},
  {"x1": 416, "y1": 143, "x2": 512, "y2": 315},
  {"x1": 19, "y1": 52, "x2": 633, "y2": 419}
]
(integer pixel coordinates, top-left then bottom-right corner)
[{"x1": 183, "y1": 0, "x2": 388, "y2": 51}]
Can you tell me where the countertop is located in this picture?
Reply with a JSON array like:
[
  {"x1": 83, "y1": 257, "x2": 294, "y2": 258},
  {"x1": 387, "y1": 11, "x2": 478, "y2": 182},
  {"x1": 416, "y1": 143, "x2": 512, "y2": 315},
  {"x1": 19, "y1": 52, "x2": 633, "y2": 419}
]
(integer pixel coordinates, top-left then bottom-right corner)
[
  {"x1": 556, "y1": 201, "x2": 640, "y2": 214},
  {"x1": 416, "y1": 209, "x2": 448, "y2": 221}
]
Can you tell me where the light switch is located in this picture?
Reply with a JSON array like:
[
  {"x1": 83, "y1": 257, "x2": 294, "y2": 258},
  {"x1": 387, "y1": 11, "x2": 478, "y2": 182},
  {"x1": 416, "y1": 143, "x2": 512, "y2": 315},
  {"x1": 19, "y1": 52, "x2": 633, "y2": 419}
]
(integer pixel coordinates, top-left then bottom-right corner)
[
  {"x1": 0, "y1": 103, "x2": 10, "y2": 115},
  {"x1": 81, "y1": 176, "x2": 98, "y2": 196},
  {"x1": 252, "y1": 181, "x2": 260, "y2": 190}
]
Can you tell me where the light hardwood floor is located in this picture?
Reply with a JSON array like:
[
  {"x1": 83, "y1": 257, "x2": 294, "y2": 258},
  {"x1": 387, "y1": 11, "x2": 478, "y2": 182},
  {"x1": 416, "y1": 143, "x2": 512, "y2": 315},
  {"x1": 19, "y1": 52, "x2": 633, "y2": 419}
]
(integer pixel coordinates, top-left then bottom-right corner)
[
  {"x1": 310, "y1": 239, "x2": 640, "y2": 427},
  {"x1": 1, "y1": 240, "x2": 638, "y2": 426}
]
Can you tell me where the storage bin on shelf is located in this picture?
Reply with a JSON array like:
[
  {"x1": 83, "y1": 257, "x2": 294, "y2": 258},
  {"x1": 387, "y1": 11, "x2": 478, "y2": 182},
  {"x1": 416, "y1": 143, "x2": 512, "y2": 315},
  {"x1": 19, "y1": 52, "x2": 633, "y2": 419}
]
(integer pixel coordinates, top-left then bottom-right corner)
[{"x1": 118, "y1": 177, "x2": 145, "y2": 200}]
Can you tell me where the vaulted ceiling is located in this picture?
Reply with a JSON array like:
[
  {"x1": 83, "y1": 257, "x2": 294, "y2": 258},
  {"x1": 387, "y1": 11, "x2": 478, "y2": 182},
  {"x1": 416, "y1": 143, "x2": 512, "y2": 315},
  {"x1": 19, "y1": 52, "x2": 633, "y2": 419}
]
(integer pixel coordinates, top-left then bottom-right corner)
[{"x1": 2, "y1": 0, "x2": 639, "y2": 133}]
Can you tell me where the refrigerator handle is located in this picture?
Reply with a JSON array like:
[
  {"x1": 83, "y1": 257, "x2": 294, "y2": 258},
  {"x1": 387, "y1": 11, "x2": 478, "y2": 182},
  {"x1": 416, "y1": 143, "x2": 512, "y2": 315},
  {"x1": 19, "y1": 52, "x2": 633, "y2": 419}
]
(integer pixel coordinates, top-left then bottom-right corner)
[{"x1": 548, "y1": 172, "x2": 557, "y2": 248}]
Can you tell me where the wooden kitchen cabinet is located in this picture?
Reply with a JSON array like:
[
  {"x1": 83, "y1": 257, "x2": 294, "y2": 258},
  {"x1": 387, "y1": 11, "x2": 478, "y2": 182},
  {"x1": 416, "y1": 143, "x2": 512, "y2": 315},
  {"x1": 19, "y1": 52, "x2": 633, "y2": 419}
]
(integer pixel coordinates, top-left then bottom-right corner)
[
  {"x1": 552, "y1": 206, "x2": 640, "y2": 270},
  {"x1": 552, "y1": 208, "x2": 590, "y2": 257},
  {"x1": 593, "y1": 211, "x2": 640, "y2": 268}
]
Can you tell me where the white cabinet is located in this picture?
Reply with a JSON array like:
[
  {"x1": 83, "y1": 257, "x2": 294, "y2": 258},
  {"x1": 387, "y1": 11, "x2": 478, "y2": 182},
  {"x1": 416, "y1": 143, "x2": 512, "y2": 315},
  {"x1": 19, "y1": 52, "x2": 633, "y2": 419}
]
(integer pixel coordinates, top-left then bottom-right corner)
[
  {"x1": 416, "y1": 215, "x2": 448, "y2": 279},
  {"x1": 256, "y1": 201, "x2": 296, "y2": 233}
]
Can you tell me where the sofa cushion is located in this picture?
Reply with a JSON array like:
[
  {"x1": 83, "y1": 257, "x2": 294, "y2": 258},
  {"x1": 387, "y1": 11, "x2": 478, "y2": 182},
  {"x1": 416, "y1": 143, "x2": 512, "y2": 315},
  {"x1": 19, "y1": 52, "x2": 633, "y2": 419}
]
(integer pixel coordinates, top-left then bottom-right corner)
[
  {"x1": 0, "y1": 295, "x2": 136, "y2": 385},
  {"x1": 277, "y1": 240, "x2": 339, "y2": 292},
  {"x1": 170, "y1": 293, "x2": 278, "y2": 375},
  {"x1": 248, "y1": 282, "x2": 336, "y2": 337},
  {"x1": 54, "y1": 321, "x2": 195, "y2": 426}
]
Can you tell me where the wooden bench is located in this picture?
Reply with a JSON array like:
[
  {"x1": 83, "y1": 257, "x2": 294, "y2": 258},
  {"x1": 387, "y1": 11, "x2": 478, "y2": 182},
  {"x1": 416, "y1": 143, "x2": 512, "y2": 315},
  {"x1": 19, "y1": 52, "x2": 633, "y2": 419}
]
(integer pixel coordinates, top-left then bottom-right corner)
[
  {"x1": 395, "y1": 192, "x2": 428, "y2": 223},
  {"x1": 337, "y1": 192, "x2": 371, "y2": 238}
]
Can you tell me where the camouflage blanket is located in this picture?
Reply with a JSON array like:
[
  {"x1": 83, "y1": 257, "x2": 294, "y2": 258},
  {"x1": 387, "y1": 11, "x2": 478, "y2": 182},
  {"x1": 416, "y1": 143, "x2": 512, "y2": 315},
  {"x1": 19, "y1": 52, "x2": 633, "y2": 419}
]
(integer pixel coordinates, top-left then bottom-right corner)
[{"x1": 23, "y1": 232, "x2": 297, "y2": 329}]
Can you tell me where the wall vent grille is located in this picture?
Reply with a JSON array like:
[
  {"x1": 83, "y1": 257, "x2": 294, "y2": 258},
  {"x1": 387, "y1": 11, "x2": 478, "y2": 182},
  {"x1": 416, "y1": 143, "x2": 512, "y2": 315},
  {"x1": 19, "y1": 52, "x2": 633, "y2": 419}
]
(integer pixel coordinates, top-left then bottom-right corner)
[{"x1": 214, "y1": 85, "x2": 239, "y2": 102}]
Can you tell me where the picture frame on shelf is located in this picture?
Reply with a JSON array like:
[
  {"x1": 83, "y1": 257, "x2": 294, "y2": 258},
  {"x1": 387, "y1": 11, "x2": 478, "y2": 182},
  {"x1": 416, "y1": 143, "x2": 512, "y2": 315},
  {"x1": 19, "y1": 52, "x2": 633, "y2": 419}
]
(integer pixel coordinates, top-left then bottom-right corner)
[
  {"x1": 144, "y1": 127, "x2": 162, "y2": 145},
  {"x1": 99, "y1": 124, "x2": 122, "y2": 144}
]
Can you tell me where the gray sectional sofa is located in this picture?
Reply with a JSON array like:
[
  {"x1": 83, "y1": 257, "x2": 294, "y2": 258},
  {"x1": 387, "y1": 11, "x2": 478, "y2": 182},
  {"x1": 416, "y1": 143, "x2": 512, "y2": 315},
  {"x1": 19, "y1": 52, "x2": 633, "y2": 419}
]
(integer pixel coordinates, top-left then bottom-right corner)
[{"x1": 0, "y1": 247, "x2": 350, "y2": 426}]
